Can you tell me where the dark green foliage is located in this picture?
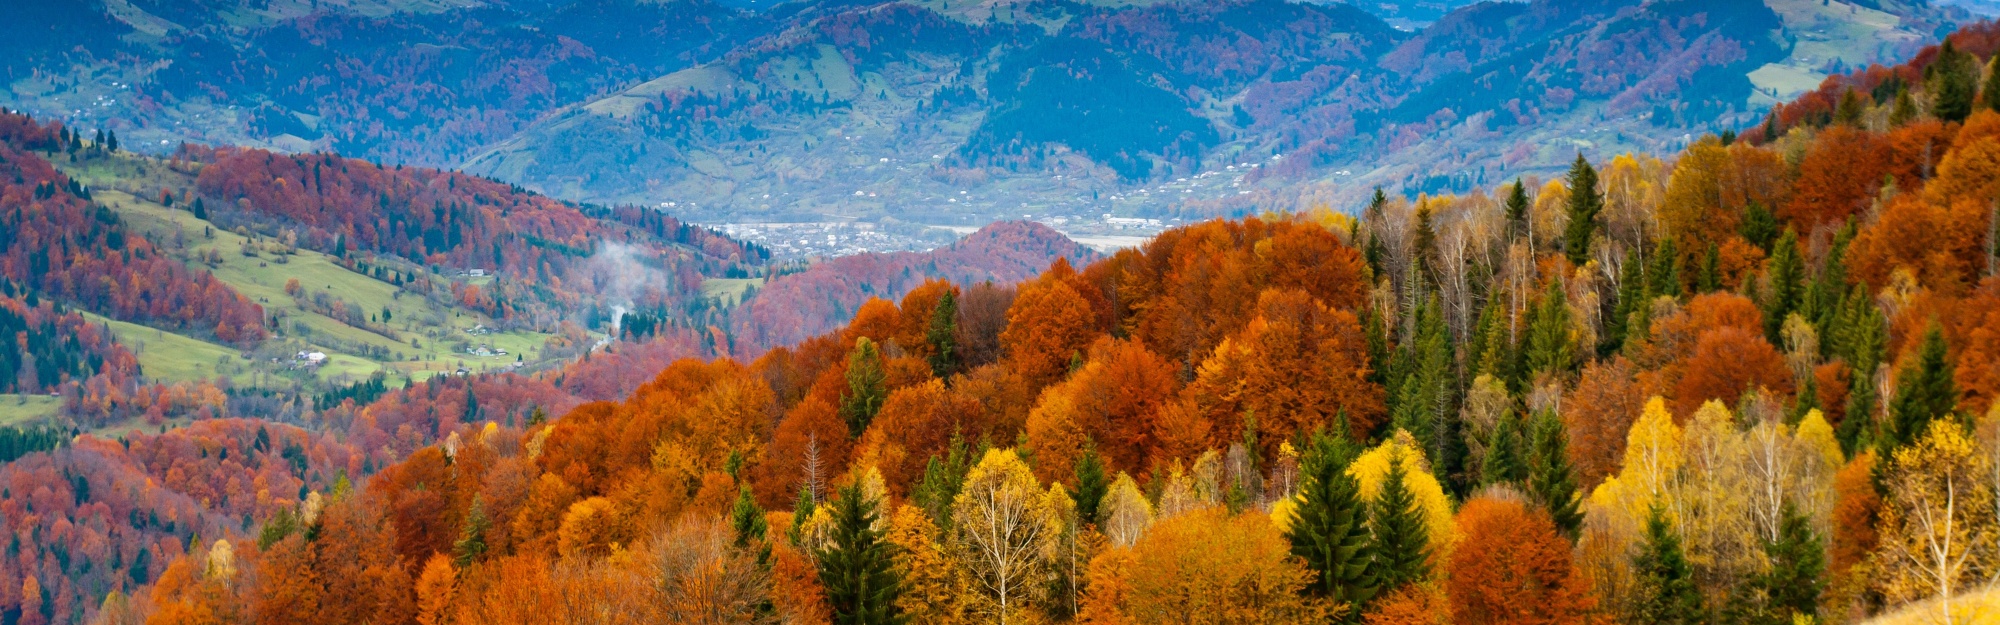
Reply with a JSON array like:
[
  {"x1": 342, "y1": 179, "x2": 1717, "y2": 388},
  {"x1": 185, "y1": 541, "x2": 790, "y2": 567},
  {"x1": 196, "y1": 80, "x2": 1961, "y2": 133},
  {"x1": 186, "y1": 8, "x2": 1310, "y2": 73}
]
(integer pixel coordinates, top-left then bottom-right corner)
[
  {"x1": 1931, "y1": 39, "x2": 1978, "y2": 123},
  {"x1": 1369, "y1": 455, "x2": 1431, "y2": 591},
  {"x1": 315, "y1": 372, "x2": 390, "y2": 410},
  {"x1": 1762, "y1": 229, "x2": 1806, "y2": 342},
  {"x1": 1073, "y1": 443, "x2": 1108, "y2": 526},
  {"x1": 1888, "y1": 324, "x2": 1958, "y2": 448},
  {"x1": 454, "y1": 495, "x2": 490, "y2": 567},
  {"x1": 967, "y1": 39, "x2": 1217, "y2": 181},
  {"x1": 1391, "y1": 296, "x2": 1453, "y2": 473},
  {"x1": 258, "y1": 508, "x2": 300, "y2": 549},
  {"x1": 1482, "y1": 410, "x2": 1527, "y2": 487},
  {"x1": 1631, "y1": 505, "x2": 1705, "y2": 625},
  {"x1": 1285, "y1": 431, "x2": 1377, "y2": 622},
  {"x1": 1739, "y1": 202, "x2": 1779, "y2": 252},
  {"x1": 840, "y1": 337, "x2": 889, "y2": 438},
  {"x1": 0, "y1": 426, "x2": 65, "y2": 463},
  {"x1": 911, "y1": 435, "x2": 971, "y2": 531},
  {"x1": 1527, "y1": 410, "x2": 1583, "y2": 539},
  {"x1": 1651, "y1": 237, "x2": 1682, "y2": 298},
  {"x1": 927, "y1": 290, "x2": 960, "y2": 378},
  {"x1": 816, "y1": 482, "x2": 905, "y2": 625},
  {"x1": 731, "y1": 485, "x2": 768, "y2": 548},
  {"x1": 1700, "y1": 243, "x2": 1721, "y2": 293},
  {"x1": 1525, "y1": 279, "x2": 1574, "y2": 380},
  {"x1": 1562, "y1": 155, "x2": 1603, "y2": 265},
  {"x1": 1505, "y1": 180, "x2": 1530, "y2": 240},
  {"x1": 1752, "y1": 501, "x2": 1825, "y2": 625},
  {"x1": 1607, "y1": 254, "x2": 1648, "y2": 353},
  {"x1": 788, "y1": 484, "x2": 817, "y2": 546},
  {"x1": 1833, "y1": 89, "x2": 1866, "y2": 127}
]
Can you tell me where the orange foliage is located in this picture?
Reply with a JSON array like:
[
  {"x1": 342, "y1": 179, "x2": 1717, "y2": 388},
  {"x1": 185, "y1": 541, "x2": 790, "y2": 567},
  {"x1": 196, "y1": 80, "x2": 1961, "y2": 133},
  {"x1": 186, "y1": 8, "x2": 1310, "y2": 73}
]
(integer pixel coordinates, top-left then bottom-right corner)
[
  {"x1": 1446, "y1": 494, "x2": 1597, "y2": 625},
  {"x1": 1563, "y1": 357, "x2": 1648, "y2": 489},
  {"x1": 858, "y1": 380, "x2": 982, "y2": 496},
  {"x1": 1786, "y1": 126, "x2": 1888, "y2": 232},
  {"x1": 1025, "y1": 337, "x2": 1184, "y2": 483},
  {"x1": 1672, "y1": 326, "x2": 1794, "y2": 417},
  {"x1": 1184, "y1": 289, "x2": 1385, "y2": 451},
  {"x1": 753, "y1": 396, "x2": 853, "y2": 507},
  {"x1": 1001, "y1": 270, "x2": 1104, "y2": 390}
]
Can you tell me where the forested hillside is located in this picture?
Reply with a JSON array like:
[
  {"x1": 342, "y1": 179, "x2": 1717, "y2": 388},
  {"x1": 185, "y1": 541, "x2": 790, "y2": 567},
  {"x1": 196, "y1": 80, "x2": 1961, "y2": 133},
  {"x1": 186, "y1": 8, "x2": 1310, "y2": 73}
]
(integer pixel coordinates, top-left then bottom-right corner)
[{"x1": 23, "y1": 20, "x2": 2000, "y2": 625}]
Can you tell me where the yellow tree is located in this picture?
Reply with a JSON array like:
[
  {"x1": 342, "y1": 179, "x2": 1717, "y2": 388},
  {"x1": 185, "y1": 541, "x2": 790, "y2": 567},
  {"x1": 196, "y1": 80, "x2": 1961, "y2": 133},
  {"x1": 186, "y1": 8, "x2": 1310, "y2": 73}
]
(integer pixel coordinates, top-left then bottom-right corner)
[
  {"x1": 414, "y1": 554, "x2": 457, "y2": 625},
  {"x1": 1347, "y1": 432, "x2": 1458, "y2": 549},
  {"x1": 1083, "y1": 507, "x2": 1334, "y2": 625},
  {"x1": 1876, "y1": 420, "x2": 1999, "y2": 624},
  {"x1": 888, "y1": 504, "x2": 968, "y2": 624},
  {"x1": 953, "y1": 449, "x2": 1062, "y2": 625},
  {"x1": 1099, "y1": 472, "x2": 1155, "y2": 547}
]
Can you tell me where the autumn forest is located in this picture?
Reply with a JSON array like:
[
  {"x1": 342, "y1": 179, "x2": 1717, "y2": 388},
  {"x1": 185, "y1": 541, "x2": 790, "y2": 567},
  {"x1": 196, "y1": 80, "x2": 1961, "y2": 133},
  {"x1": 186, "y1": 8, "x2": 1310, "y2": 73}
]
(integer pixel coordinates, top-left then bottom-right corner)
[{"x1": 8, "y1": 10, "x2": 2000, "y2": 625}]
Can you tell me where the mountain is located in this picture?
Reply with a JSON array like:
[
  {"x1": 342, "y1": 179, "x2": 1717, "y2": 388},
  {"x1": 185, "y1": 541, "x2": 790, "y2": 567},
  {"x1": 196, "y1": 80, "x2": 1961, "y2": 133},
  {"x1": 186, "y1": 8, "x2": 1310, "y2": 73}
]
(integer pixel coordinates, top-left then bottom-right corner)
[{"x1": 0, "y1": 0, "x2": 1960, "y2": 243}]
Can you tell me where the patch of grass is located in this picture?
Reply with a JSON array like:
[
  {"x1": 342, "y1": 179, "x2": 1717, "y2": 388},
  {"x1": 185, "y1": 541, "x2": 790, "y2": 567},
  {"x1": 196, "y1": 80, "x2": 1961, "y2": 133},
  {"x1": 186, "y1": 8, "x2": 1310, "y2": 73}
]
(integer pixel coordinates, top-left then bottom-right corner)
[
  {"x1": 700, "y1": 277, "x2": 765, "y2": 306},
  {"x1": 83, "y1": 312, "x2": 260, "y2": 384},
  {"x1": 0, "y1": 395, "x2": 63, "y2": 428}
]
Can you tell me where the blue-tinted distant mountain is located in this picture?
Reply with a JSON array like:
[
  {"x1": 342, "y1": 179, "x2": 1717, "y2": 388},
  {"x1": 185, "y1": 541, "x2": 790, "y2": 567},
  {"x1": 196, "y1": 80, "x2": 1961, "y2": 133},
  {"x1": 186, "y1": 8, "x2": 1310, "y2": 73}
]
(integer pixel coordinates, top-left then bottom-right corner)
[{"x1": 0, "y1": 0, "x2": 1965, "y2": 232}]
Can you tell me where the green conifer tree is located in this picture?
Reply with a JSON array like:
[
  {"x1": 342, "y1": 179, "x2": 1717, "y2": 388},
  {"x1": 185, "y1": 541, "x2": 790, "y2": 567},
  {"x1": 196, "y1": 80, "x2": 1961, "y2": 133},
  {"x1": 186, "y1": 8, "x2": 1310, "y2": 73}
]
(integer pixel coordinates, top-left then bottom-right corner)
[
  {"x1": 453, "y1": 495, "x2": 489, "y2": 567},
  {"x1": 1369, "y1": 456, "x2": 1431, "y2": 591},
  {"x1": 840, "y1": 337, "x2": 889, "y2": 438},
  {"x1": 1753, "y1": 501, "x2": 1825, "y2": 625},
  {"x1": 1505, "y1": 180, "x2": 1530, "y2": 241},
  {"x1": 1285, "y1": 431, "x2": 1378, "y2": 623},
  {"x1": 731, "y1": 485, "x2": 768, "y2": 548},
  {"x1": 1073, "y1": 443, "x2": 1108, "y2": 526},
  {"x1": 927, "y1": 291, "x2": 959, "y2": 379},
  {"x1": 1562, "y1": 155, "x2": 1603, "y2": 265},
  {"x1": 1763, "y1": 229, "x2": 1806, "y2": 342},
  {"x1": 1631, "y1": 505, "x2": 1705, "y2": 625},
  {"x1": 1932, "y1": 39, "x2": 1978, "y2": 123},
  {"x1": 1525, "y1": 280, "x2": 1574, "y2": 379},
  {"x1": 816, "y1": 482, "x2": 905, "y2": 625},
  {"x1": 1481, "y1": 410, "x2": 1527, "y2": 487},
  {"x1": 1888, "y1": 324, "x2": 1958, "y2": 448},
  {"x1": 1527, "y1": 410, "x2": 1583, "y2": 538}
]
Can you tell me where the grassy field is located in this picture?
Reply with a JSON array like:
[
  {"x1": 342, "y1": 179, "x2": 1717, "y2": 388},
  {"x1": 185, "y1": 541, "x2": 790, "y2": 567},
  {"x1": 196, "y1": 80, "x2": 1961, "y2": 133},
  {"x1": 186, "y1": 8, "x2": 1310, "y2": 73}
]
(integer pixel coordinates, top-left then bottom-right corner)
[
  {"x1": 0, "y1": 395, "x2": 63, "y2": 428},
  {"x1": 84, "y1": 311, "x2": 260, "y2": 384},
  {"x1": 1864, "y1": 585, "x2": 2000, "y2": 624},
  {"x1": 700, "y1": 278, "x2": 766, "y2": 306},
  {"x1": 55, "y1": 156, "x2": 563, "y2": 391}
]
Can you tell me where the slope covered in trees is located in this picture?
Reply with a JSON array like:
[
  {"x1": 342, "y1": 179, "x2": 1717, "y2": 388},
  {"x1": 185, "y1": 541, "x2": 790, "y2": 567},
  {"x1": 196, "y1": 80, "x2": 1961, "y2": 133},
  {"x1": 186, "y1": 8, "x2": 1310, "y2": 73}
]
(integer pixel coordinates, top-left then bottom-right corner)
[
  {"x1": 25, "y1": 15, "x2": 2000, "y2": 625},
  {"x1": 727, "y1": 220, "x2": 1098, "y2": 353}
]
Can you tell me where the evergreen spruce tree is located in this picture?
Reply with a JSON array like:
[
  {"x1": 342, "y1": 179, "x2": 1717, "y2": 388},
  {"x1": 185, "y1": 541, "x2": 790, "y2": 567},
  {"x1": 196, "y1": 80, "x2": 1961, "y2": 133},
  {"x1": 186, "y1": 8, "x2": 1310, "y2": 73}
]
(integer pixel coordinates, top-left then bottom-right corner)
[
  {"x1": 1806, "y1": 223, "x2": 1854, "y2": 339},
  {"x1": 1740, "y1": 203, "x2": 1779, "y2": 252},
  {"x1": 1754, "y1": 501, "x2": 1826, "y2": 625},
  {"x1": 1890, "y1": 87, "x2": 1918, "y2": 126},
  {"x1": 840, "y1": 338, "x2": 889, "y2": 438},
  {"x1": 927, "y1": 291, "x2": 959, "y2": 379},
  {"x1": 1369, "y1": 455, "x2": 1431, "y2": 590},
  {"x1": 816, "y1": 482, "x2": 905, "y2": 625},
  {"x1": 731, "y1": 485, "x2": 768, "y2": 548},
  {"x1": 1285, "y1": 431, "x2": 1378, "y2": 623},
  {"x1": 1505, "y1": 179, "x2": 1530, "y2": 241},
  {"x1": 1833, "y1": 89, "x2": 1866, "y2": 127},
  {"x1": 1888, "y1": 324, "x2": 1958, "y2": 448},
  {"x1": 1562, "y1": 154, "x2": 1603, "y2": 265},
  {"x1": 1763, "y1": 229, "x2": 1806, "y2": 343},
  {"x1": 1412, "y1": 204, "x2": 1440, "y2": 287},
  {"x1": 1932, "y1": 39, "x2": 1978, "y2": 123},
  {"x1": 788, "y1": 484, "x2": 817, "y2": 545},
  {"x1": 453, "y1": 495, "x2": 489, "y2": 567},
  {"x1": 1651, "y1": 237, "x2": 1681, "y2": 299},
  {"x1": 1472, "y1": 295, "x2": 1514, "y2": 384},
  {"x1": 911, "y1": 436, "x2": 970, "y2": 531},
  {"x1": 1525, "y1": 280, "x2": 1574, "y2": 379},
  {"x1": 1699, "y1": 243, "x2": 1721, "y2": 293},
  {"x1": 1607, "y1": 253, "x2": 1648, "y2": 353},
  {"x1": 1392, "y1": 297, "x2": 1452, "y2": 470},
  {"x1": 1526, "y1": 410, "x2": 1583, "y2": 538},
  {"x1": 1631, "y1": 505, "x2": 1705, "y2": 625},
  {"x1": 1073, "y1": 443, "x2": 1108, "y2": 526},
  {"x1": 1481, "y1": 410, "x2": 1527, "y2": 487}
]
